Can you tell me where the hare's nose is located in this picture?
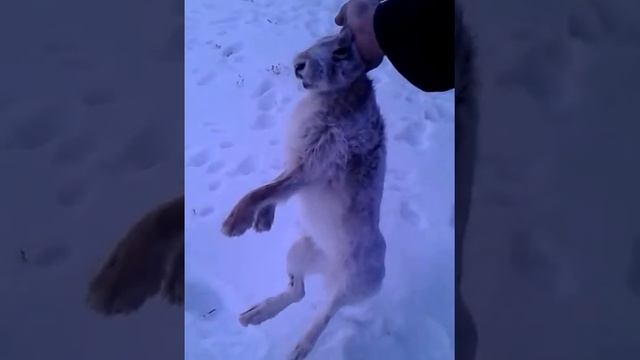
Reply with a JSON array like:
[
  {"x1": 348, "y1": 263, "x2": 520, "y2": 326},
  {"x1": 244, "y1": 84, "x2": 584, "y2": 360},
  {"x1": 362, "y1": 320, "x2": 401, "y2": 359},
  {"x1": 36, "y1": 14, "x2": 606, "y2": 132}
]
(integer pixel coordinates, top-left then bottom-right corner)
[{"x1": 294, "y1": 61, "x2": 306, "y2": 78}]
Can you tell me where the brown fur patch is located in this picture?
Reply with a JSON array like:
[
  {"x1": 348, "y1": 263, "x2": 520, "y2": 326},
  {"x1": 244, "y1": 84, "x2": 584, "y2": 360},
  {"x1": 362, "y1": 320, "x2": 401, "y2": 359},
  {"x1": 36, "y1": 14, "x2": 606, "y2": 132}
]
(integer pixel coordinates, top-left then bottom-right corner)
[{"x1": 87, "y1": 195, "x2": 184, "y2": 315}]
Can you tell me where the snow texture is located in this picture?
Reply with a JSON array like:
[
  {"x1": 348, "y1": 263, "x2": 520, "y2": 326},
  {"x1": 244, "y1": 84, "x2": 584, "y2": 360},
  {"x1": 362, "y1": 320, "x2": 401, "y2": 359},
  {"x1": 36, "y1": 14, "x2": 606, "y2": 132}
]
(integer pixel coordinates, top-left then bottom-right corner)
[
  {"x1": 0, "y1": 0, "x2": 183, "y2": 359},
  {"x1": 185, "y1": 0, "x2": 454, "y2": 359},
  {"x1": 459, "y1": 0, "x2": 640, "y2": 359}
]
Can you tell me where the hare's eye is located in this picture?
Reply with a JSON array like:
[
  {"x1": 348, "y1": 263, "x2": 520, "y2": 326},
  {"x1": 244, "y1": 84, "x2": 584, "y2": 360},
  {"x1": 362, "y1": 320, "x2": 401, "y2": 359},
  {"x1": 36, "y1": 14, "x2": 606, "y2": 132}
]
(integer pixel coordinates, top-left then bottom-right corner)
[{"x1": 332, "y1": 47, "x2": 349, "y2": 61}]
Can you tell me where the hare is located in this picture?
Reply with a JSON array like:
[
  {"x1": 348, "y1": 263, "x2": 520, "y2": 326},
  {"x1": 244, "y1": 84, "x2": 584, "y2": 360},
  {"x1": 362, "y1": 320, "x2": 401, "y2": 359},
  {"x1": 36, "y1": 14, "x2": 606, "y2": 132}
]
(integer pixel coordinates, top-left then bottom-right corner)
[
  {"x1": 221, "y1": 27, "x2": 387, "y2": 360},
  {"x1": 87, "y1": 195, "x2": 184, "y2": 315}
]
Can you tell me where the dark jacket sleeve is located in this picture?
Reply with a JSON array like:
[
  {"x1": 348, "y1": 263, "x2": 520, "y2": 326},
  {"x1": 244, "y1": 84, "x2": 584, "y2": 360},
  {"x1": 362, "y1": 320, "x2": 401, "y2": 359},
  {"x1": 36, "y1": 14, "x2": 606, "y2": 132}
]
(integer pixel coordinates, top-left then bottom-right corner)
[{"x1": 373, "y1": 0, "x2": 454, "y2": 92}]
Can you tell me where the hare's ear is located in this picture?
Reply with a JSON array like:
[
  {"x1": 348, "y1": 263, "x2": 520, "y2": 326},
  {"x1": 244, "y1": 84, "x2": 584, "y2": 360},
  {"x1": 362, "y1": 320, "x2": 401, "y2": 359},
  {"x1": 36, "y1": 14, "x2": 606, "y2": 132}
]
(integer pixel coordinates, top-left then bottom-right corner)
[
  {"x1": 338, "y1": 26, "x2": 354, "y2": 45},
  {"x1": 335, "y1": 2, "x2": 348, "y2": 25}
]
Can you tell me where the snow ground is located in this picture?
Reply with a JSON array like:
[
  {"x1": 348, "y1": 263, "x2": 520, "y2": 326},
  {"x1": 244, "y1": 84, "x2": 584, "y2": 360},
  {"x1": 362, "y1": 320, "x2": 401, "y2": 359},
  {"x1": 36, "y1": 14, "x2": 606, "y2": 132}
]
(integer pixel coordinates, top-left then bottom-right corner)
[
  {"x1": 184, "y1": 0, "x2": 454, "y2": 359},
  {"x1": 459, "y1": 0, "x2": 640, "y2": 359},
  {"x1": 0, "y1": 0, "x2": 183, "y2": 359}
]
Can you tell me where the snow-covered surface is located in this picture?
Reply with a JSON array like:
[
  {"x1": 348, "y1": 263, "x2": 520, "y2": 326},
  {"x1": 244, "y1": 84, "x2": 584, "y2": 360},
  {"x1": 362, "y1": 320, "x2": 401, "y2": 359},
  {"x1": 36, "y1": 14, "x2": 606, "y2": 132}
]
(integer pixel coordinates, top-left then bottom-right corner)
[
  {"x1": 460, "y1": 0, "x2": 640, "y2": 359},
  {"x1": 185, "y1": 0, "x2": 454, "y2": 359},
  {"x1": 0, "y1": 0, "x2": 183, "y2": 359}
]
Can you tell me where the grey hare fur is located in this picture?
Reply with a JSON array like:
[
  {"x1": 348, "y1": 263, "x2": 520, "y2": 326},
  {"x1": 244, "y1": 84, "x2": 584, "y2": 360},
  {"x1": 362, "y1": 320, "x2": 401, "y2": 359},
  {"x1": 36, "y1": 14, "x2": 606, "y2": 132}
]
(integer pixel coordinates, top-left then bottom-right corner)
[{"x1": 221, "y1": 27, "x2": 387, "y2": 360}]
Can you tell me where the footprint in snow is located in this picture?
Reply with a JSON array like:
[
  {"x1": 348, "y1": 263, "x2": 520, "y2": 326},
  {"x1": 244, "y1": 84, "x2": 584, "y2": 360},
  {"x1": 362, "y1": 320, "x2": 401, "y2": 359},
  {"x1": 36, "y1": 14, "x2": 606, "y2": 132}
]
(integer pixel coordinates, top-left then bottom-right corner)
[
  {"x1": 257, "y1": 91, "x2": 278, "y2": 112},
  {"x1": 252, "y1": 79, "x2": 275, "y2": 98},
  {"x1": 56, "y1": 179, "x2": 90, "y2": 208},
  {"x1": 208, "y1": 180, "x2": 221, "y2": 192},
  {"x1": 197, "y1": 73, "x2": 216, "y2": 86},
  {"x1": 219, "y1": 140, "x2": 234, "y2": 149},
  {"x1": 394, "y1": 121, "x2": 429, "y2": 149},
  {"x1": 51, "y1": 133, "x2": 96, "y2": 166},
  {"x1": 227, "y1": 156, "x2": 256, "y2": 176},
  {"x1": 252, "y1": 113, "x2": 275, "y2": 130},
  {"x1": 399, "y1": 200, "x2": 422, "y2": 227},
  {"x1": 187, "y1": 148, "x2": 211, "y2": 168},
  {"x1": 221, "y1": 42, "x2": 243, "y2": 58},
  {"x1": 193, "y1": 206, "x2": 214, "y2": 218},
  {"x1": 206, "y1": 160, "x2": 225, "y2": 174},
  {"x1": 1, "y1": 107, "x2": 67, "y2": 151}
]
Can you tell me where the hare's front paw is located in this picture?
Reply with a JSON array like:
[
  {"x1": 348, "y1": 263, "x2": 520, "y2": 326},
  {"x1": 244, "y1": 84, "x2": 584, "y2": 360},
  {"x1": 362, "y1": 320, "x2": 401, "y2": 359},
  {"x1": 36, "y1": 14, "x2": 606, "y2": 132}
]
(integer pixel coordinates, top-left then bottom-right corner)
[
  {"x1": 87, "y1": 236, "x2": 165, "y2": 315},
  {"x1": 222, "y1": 199, "x2": 256, "y2": 237},
  {"x1": 253, "y1": 204, "x2": 275, "y2": 232},
  {"x1": 161, "y1": 246, "x2": 184, "y2": 305}
]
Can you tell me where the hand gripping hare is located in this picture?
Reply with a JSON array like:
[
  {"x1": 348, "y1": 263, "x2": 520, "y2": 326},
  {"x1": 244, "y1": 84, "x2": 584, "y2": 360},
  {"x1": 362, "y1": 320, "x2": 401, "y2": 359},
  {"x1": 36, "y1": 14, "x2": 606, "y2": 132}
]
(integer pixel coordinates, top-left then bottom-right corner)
[{"x1": 222, "y1": 27, "x2": 387, "y2": 360}]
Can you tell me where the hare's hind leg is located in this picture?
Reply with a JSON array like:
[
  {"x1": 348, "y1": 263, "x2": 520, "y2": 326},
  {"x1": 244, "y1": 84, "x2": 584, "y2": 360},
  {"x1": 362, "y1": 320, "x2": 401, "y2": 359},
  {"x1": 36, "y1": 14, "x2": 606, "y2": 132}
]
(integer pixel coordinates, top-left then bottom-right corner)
[
  {"x1": 288, "y1": 291, "x2": 346, "y2": 360},
  {"x1": 239, "y1": 235, "x2": 326, "y2": 326}
]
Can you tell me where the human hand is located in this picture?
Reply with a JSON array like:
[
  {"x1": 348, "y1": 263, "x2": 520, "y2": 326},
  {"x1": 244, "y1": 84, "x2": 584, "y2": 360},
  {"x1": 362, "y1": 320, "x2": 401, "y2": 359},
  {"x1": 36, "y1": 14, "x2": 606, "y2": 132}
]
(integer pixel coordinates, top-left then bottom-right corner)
[{"x1": 335, "y1": 0, "x2": 384, "y2": 71}]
